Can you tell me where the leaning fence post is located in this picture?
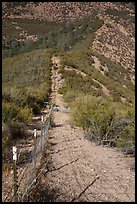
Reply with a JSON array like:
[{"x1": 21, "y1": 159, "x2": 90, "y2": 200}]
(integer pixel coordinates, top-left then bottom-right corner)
[{"x1": 12, "y1": 146, "x2": 18, "y2": 202}]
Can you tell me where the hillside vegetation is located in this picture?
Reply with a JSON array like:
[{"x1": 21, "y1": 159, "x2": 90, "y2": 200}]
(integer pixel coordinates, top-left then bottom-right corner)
[
  {"x1": 2, "y1": 2, "x2": 135, "y2": 163},
  {"x1": 58, "y1": 50, "x2": 134, "y2": 103},
  {"x1": 56, "y1": 49, "x2": 134, "y2": 150},
  {"x1": 2, "y1": 12, "x2": 103, "y2": 58},
  {"x1": 2, "y1": 48, "x2": 54, "y2": 168}
]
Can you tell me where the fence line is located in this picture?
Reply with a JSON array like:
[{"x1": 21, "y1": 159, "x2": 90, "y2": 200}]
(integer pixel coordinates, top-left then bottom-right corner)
[{"x1": 2, "y1": 103, "x2": 53, "y2": 202}]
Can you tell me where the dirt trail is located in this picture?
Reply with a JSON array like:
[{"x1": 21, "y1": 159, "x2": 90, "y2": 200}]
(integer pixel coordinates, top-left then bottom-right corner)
[
  {"x1": 64, "y1": 65, "x2": 87, "y2": 78},
  {"x1": 36, "y1": 56, "x2": 135, "y2": 202}
]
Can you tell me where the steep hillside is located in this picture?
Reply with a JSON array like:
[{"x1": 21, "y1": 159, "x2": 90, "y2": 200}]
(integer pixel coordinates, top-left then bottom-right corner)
[
  {"x1": 2, "y1": 49, "x2": 53, "y2": 109},
  {"x1": 2, "y1": 1, "x2": 135, "y2": 138},
  {"x1": 2, "y1": 2, "x2": 135, "y2": 202},
  {"x1": 2, "y1": 2, "x2": 135, "y2": 71},
  {"x1": 2, "y1": 2, "x2": 135, "y2": 24},
  {"x1": 58, "y1": 50, "x2": 134, "y2": 103},
  {"x1": 2, "y1": 1, "x2": 135, "y2": 150}
]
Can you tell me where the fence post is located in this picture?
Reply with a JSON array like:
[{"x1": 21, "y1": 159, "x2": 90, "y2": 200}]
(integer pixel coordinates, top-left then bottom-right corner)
[
  {"x1": 33, "y1": 129, "x2": 37, "y2": 171},
  {"x1": 41, "y1": 116, "x2": 44, "y2": 152},
  {"x1": 12, "y1": 146, "x2": 18, "y2": 202}
]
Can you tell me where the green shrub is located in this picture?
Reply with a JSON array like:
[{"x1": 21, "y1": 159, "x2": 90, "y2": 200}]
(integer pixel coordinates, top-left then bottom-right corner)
[
  {"x1": 2, "y1": 104, "x2": 32, "y2": 168},
  {"x1": 2, "y1": 123, "x2": 11, "y2": 151},
  {"x1": 2, "y1": 123, "x2": 12, "y2": 170},
  {"x1": 8, "y1": 121, "x2": 26, "y2": 139},
  {"x1": 71, "y1": 96, "x2": 115, "y2": 140},
  {"x1": 2, "y1": 102, "x2": 20, "y2": 123},
  {"x1": 63, "y1": 90, "x2": 77, "y2": 105},
  {"x1": 18, "y1": 107, "x2": 33, "y2": 124},
  {"x1": 70, "y1": 95, "x2": 135, "y2": 148},
  {"x1": 58, "y1": 86, "x2": 67, "y2": 95},
  {"x1": 31, "y1": 103, "x2": 41, "y2": 115},
  {"x1": 115, "y1": 104, "x2": 135, "y2": 149},
  {"x1": 2, "y1": 102, "x2": 33, "y2": 124},
  {"x1": 2, "y1": 120, "x2": 26, "y2": 159}
]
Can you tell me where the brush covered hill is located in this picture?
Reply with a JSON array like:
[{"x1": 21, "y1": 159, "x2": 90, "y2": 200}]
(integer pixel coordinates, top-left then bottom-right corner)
[
  {"x1": 2, "y1": 2, "x2": 135, "y2": 159},
  {"x1": 2, "y1": 2, "x2": 135, "y2": 73}
]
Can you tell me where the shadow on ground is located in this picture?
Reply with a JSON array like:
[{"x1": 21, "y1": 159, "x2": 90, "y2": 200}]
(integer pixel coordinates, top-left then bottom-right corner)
[{"x1": 28, "y1": 182, "x2": 58, "y2": 202}]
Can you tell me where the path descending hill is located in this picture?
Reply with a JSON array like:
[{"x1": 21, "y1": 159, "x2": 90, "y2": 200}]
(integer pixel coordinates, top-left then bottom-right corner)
[
  {"x1": 29, "y1": 57, "x2": 135, "y2": 202},
  {"x1": 2, "y1": 2, "x2": 135, "y2": 202}
]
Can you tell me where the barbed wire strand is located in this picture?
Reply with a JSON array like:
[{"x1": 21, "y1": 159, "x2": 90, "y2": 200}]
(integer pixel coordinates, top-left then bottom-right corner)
[
  {"x1": 9, "y1": 162, "x2": 31, "y2": 202},
  {"x1": 4, "y1": 163, "x2": 30, "y2": 202},
  {"x1": 21, "y1": 159, "x2": 49, "y2": 201}
]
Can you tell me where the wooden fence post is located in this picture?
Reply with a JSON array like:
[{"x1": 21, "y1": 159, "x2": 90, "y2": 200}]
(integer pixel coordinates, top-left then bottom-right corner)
[
  {"x1": 13, "y1": 146, "x2": 18, "y2": 202},
  {"x1": 41, "y1": 116, "x2": 44, "y2": 151}
]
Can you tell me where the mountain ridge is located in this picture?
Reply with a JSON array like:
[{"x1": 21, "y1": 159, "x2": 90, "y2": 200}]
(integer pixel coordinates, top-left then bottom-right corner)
[{"x1": 2, "y1": 2, "x2": 135, "y2": 72}]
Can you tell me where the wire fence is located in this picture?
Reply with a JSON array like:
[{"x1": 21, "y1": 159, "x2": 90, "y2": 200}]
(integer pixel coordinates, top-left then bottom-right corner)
[{"x1": 2, "y1": 104, "x2": 53, "y2": 202}]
